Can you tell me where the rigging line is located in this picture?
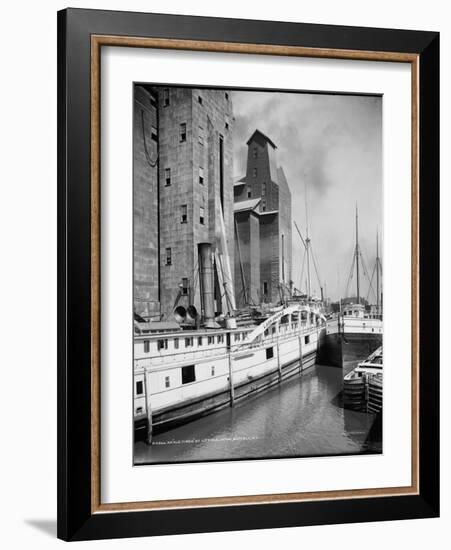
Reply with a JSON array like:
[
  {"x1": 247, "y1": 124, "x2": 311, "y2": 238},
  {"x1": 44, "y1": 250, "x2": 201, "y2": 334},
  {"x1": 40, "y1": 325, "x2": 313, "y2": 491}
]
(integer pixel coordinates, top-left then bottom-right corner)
[
  {"x1": 359, "y1": 251, "x2": 376, "y2": 301},
  {"x1": 141, "y1": 109, "x2": 159, "y2": 168},
  {"x1": 299, "y1": 247, "x2": 307, "y2": 292},
  {"x1": 345, "y1": 253, "x2": 356, "y2": 298},
  {"x1": 310, "y1": 245, "x2": 323, "y2": 292},
  {"x1": 366, "y1": 263, "x2": 377, "y2": 302}
]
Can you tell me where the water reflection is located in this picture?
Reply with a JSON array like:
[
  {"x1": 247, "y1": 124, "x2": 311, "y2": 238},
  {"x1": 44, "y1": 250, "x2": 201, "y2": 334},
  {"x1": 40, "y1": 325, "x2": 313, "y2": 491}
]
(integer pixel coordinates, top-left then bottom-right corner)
[{"x1": 134, "y1": 364, "x2": 382, "y2": 465}]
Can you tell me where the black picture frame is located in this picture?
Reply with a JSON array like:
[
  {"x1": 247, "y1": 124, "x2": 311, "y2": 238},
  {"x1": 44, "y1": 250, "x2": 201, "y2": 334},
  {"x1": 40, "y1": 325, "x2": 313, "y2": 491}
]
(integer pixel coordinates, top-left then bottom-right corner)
[{"x1": 57, "y1": 7, "x2": 439, "y2": 541}]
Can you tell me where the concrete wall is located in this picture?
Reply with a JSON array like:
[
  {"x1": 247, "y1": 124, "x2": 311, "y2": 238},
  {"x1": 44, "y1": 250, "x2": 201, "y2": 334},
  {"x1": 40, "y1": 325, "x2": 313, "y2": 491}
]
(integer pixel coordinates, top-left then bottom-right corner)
[
  {"x1": 133, "y1": 86, "x2": 235, "y2": 321},
  {"x1": 234, "y1": 211, "x2": 261, "y2": 307},
  {"x1": 234, "y1": 130, "x2": 292, "y2": 306},
  {"x1": 133, "y1": 86, "x2": 160, "y2": 319}
]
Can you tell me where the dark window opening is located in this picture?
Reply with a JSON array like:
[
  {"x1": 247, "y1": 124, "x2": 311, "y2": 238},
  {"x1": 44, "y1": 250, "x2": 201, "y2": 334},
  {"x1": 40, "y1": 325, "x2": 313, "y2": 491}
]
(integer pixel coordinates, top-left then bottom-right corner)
[
  {"x1": 305, "y1": 335, "x2": 310, "y2": 345},
  {"x1": 163, "y1": 88, "x2": 170, "y2": 106},
  {"x1": 174, "y1": 338, "x2": 179, "y2": 349},
  {"x1": 165, "y1": 247, "x2": 172, "y2": 265},
  {"x1": 198, "y1": 337, "x2": 203, "y2": 346},
  {"x1": 225, "y1": 122, "x2": 229, "y2": 130},
  {"x1": 165, "y1": 376, "x2": 170, "y2": 388},
  {"x1": 198, "y1": 126, "x2": 204, "y2": 146},
  {"x1": 199, "y1": 206, "x2": 205, "y2": 225},
  {"x1": 182, "y1": 278, "x2": 189, "y2": 296},
  {"x1": 261, "y1": 199, "x2": 266, "y2": 212},
  {"x1": 199, "y1": 167, "x2": 204, "y2": 184},
  {"x1": 198, "y1": 96, "x2": 203, "y2": 104},
  {"x1": 247, "y1": 185, "x2": 252, "y2": 199},
  {"x1": 253, "y1": 167, "x2": 257, "y2": 177},
  {"x1": 266, "y1": 347, "x2": 274, "y2": 359},
  {"x1": 181, "y1": 204, "x2": 187, "y2": 223},
  {"x1": 263, "y1": 281, "x2": 268, "y2": 295},
  {"x1": 253, "y1": 147, "x2": 258, "y2": 158},
  {"x1": 151, "y1": 125, "x2": 158, "y2": 141},
  {"x1": 165, "y1": 167, "x2": 171, "y2": 186},
  {"x1": 225, "y1": 92, "x2": 229, "y2": 100},
  {"x1": 182, "y1": 365, "x2": 196, "y2": 384},
  {"x1": 136, "y1": 381, "x2": 143, "y2": 395},
  {"x1": 157, "y1": 339, "x2": 168, "y2": 351},
  {"x1": 143, "y1": 341, "x2": 150, "y2": 353},
  {"x1": 180, "y1": 123, "x2": 186, "y2": 142}
]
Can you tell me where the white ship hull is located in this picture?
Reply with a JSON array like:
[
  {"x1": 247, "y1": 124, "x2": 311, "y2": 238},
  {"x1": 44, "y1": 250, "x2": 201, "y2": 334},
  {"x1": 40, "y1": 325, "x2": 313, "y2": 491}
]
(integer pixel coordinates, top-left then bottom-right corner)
[{"x1": 134, "y1": 306, "x2": 325, "y2": 435}]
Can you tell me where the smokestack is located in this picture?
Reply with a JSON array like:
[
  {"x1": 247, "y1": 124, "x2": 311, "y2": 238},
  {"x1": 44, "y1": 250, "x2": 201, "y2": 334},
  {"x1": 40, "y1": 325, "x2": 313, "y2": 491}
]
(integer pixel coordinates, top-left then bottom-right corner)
[{"x1": 198, "y1": 243, "x2": 217, "y2": 328}]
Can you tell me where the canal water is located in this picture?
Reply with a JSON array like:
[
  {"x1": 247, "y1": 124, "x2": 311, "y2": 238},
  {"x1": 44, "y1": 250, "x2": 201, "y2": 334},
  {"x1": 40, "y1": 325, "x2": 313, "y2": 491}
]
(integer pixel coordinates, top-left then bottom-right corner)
[{"x1": 134, "y1": 363, "x2": 382, "y2": 465}]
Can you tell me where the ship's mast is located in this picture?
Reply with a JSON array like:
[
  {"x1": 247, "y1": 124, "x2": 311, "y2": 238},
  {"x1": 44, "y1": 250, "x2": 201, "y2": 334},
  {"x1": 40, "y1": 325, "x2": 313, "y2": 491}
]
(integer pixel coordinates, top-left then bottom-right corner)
[
  {"x1": 355, "y1": 204, "x2": 360, "y2": 304},
  {"x1": 376, "y1": 229, "x2": 380, "y2": 315},
  {"x1": 304, "y1": 179, "x2": 311, "y2": 299}
]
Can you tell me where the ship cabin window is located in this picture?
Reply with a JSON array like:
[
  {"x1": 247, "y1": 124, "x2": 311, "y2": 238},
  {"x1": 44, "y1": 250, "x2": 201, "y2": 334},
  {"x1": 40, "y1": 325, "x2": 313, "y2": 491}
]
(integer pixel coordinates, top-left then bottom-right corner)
[
  {"x1": 143, "y1": 340, "x2": 150, "y2": 353},
  {"x1": 163, "y1": 88, "x2": 170, "y2": 106},
  {"x1": 305, "y1": 335, "x2": 310, "y2": 345},
  {"x1": 165, "y1": 167, "x2": 171, "y2": 186},
  {"x1": 165, "y1": 376, "x2": 170, "y2": 388},
  {"x1": 136, "y1": 407, "x2": 143, "y2": 414},
  {"x1": 174, "y1": 338, "x2": 179, "y2": 349},
  {"x1": 208, "y1": 336, "x2": 214, "y2": 345},
  {"x1": 217, "y1": 334, "x2": 224, "y2": 344},
  {"x1": 157, "y1": 339, "x2": 168, "y2": 351},
  {"x1": 180, "y1": 123, "x2": 186, "y2": 142},
  {"x1": 266, "y1": 347, "x2": 274, "y2": 359},
  {"x1": 181, "y1": 204, "x2": 188, "y2": 224},
  {"x1": 185, "y1": 337, "x2": 194, "y2": 347},
  {"x1": 165, "y1": 247, "x2": 172, "y2": 265},
  {"x1": 197, "y1": 336, "x2": 203, "y2": 346},
  {"x1": 181, "y1": 365, "x2": 196, "y2": 384},
  {"x1": 198, "y1": 126, "x2": 204, "y2": 146},
  {"x1": 136, "y1": 381, "x2": 143, "y2": 395},
  {"x1": 211, "y1": 366, "x2": 215, "y2": 376},
  {"x1": 181, "y1": 277, "x2": 189, "y2": 295},
  {"x1": 199, "y1": 206, "x2": 205, "y2": 225},
  {"x1": 234, "y1": 333, "x2": 241, "y2": 342},
  {"x1": 272, "y1": 326, "x2": 276, "y2": 335},
  {"x1": 199, "y1": 167, "x2": 204, "y2": 185}
]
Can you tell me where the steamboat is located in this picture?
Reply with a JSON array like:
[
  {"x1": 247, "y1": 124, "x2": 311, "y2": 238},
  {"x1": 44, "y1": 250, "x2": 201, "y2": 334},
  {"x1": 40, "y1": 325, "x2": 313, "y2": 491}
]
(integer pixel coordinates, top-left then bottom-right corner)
[{"x1": 134, "y1": 300, "x2": 325, "y2": 442}]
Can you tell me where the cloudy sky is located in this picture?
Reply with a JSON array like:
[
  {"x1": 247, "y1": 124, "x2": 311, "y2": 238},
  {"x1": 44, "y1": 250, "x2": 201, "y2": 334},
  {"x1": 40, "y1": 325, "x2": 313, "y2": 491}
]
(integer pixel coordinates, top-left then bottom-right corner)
[{"x1": 231, "y1": 90, "x2": 382, "y2": 302}]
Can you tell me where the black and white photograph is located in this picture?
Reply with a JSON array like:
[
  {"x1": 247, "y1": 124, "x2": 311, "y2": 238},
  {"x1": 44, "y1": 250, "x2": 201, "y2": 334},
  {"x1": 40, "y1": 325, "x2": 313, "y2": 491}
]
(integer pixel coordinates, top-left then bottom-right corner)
[{"x1": 133, "y1": 85, "x2": 383, "y2": 465}]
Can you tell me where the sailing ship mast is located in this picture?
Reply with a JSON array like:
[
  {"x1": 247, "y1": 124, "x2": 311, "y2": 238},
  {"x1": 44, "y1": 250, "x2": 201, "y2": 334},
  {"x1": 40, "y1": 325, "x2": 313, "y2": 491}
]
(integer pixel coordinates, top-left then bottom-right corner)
[
  {"x1": 376, "y1": 230, "x2": 380, "y2": 315},
  {"x1": 294, "y1": 178, "x2": 324, "y2": 302},
  {"x1": 304, "y1": 178, "x2": 312, "y2": 299},
  {"x1": 355, "y1": 204, "x2": 360, "y2": 304}
]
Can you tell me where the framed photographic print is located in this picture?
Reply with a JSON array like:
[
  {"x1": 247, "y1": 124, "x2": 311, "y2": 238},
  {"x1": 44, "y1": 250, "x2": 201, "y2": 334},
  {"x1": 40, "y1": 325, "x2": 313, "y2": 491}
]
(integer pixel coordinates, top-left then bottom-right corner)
[{"x1": 57, "y1": 8, "x2": 439, "y2": 541}]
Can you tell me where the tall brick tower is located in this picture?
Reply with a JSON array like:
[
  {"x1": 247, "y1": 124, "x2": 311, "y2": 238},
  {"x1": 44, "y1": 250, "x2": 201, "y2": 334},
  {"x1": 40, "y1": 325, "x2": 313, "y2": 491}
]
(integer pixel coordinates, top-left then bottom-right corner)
[
  {"x1": 234, "y1": 129, "x2": 292, "y2": 307},
  {"x1": 133, "y1": 85, "x2": 235, "y2": 321}
]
